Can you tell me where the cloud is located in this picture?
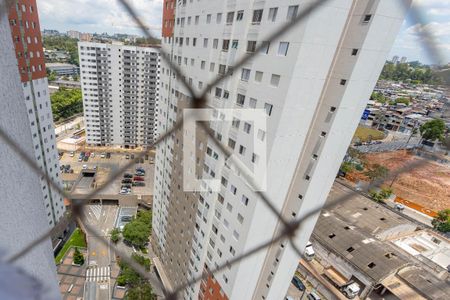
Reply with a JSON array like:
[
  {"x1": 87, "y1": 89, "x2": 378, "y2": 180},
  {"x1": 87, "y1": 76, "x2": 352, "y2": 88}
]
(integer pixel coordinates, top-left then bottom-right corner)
[{"x1": 37, "y1": 0, "x2": 163, "y2": 37}]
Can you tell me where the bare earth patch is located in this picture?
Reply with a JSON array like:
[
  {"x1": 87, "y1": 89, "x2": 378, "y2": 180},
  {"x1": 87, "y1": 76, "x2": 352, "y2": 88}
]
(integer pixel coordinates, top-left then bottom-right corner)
[{"x1": 364, "y1": 150, "x2": 450, "y2": 212}]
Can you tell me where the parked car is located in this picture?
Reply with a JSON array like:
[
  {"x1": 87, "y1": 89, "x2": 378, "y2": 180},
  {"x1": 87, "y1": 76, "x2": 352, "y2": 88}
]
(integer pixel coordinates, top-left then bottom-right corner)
[
  {"x1": 395, "y1": 203, "x2": 405, "y2": 211},
  {"x1": 123, "y1": 173, "x2": 133, "y2": 178},
  {"x1": 121, "y1": 184, "x2": 132, "y2": 189},
  {"x1": 135, "y1": 171, "x2": 145, "y2": 177},
  {"x1": 78, "y1": 157, "x2": 83, "y2": 162},
  {"x1": 106, "y1": 152, "x2": 111, "y2": 159},
  {"x1": 125, "y1": 154, "x2": 130, "y2": 159},
  {"x1": 122, "y1": 179, "x2": 132, "y2": 184},
  {"x1": 307, "y1": 292, "x2": 321, "y2": 300},
  {"x1": 119, "y1": 188, "x2": 130, "y2": 195},
  {"x1": 91, "y1": 152, "x2": 95, "y2": 158},
  {"x1": 136, "y1": 167, "x2": 145, "y2": 172},
  {"x1": 82, "y1": 165, "x2": 88, "y2": 170},
  {"x1": 131, "y1": 154, "x2": 135, "y2": 159},
  {"x1": 83, "y1": 156, "x2": 89, "y2": 162},
  {"x1": 132, "y1": 181, "x2": 145, "y2": 187},
  {"x1": 85, "y1": 152, "x2": 90, "y2": 158},
  {"x1": 291, "y1": 277, "x2": 305, "y2": 291},
  {"x1": 69, "y1": 151, "x2": 75, "y2": 157},
  {"x1": 100, "y1": 152, "x2": 106, "y2": 158},
  {"x1": 133, "y1": 176, "x2": 145, "y2": 182},
  {"x1": 80, "y1": 152, "x2": 85, "y2": 157}
]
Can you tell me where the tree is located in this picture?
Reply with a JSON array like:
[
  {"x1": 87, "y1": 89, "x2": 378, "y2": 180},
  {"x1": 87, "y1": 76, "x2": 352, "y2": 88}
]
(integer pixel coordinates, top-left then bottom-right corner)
[
  {"x1": 48, "y1": 71, "x2": 57, "y2": 81},
  {"x1": 369, "y1": 187, "x2": 392, "y2": 203},
  {"x1": 111, "y1": 228, "x2": 120, "y2": 244},
  {"x1": 131, "y1": 253, "x2": 151, "y2": 271},
  {"x1": 419, "y1": 119, "x2": 446, "y2": 142},
  {"x1": 126, "y1": 283, "x2": 155, "y2": 300},
  {"x1": 395, "y1": 97, "x2": 410, "y2": 105},
  {"x1": 432, "y1": 209, "x2": 450, "y2": 233},
  {"x1": 364, "y1": 164, "x2": 389, "y2": 182},
  {"x1": 50, "y1": 87, "x2": 83, "y2": 121},
  {"x1": 340, "y1": 162, "x2": 354, "y2": 174},
  {"x1": 73, "y1": 247, "x2": 85, "y2": 265},
  {"x1": 122, "y1": 210, "x2": 152, "y2": 249}
]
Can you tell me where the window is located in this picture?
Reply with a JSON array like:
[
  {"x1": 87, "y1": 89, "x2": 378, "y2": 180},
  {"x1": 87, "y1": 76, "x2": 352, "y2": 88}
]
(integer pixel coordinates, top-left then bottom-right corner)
[
  {"x1": 252, "y1": 9, "x2": 263, "y2": 24},
  {"x1": 278, "y1": 42, "x2": 289, "y2": 56},
  {"x1": 247, "y1": 41, "x2": 257, "y2": 52},
  {"x1": 236, "y1": 94, "x2": 245, "y2": 106},
  {"x1": 203, "y1": 38, "x2": 208, "y2": 48},
  {"x1": 232, "y1": 118, "x2": 240, "y2": 129},
  {"x1": 227, "y1": 203, "x2": 233, "y2": 212},
  {"x1": 237, "y1": 213, "x2": 244, "y2": 224},
  {"x1": 270, "y1": 74, "x2": 280, "y2": 87},
  {"x1": 193, "y1": 38, "x2": 197, "y2": 46},
  {"x1": 368, "y1": 262, "x2": 376, "y2": 268},
  {"x1": 260, "y1": 41, "x2": 270, "y2": 54},
  {"x1": 201, "y1": 60, "x2": 206, "y2": 69},
  {"x1": 233, "y1": 230, "x2": 240, "y2": 240},
  {"x1": 230, "y1": 185, "x2": 237, "y2": 195},
  {"x1": 351, "y1": 49, "x2": 358, "y2": 56},
  {"x1": 241, "y1": 68, "x2": 250, "y2": 81},
  {"x1": 215, "y1": 87, "x2": 222, "y2": 97},
  {"x1": 243, "y1": 122, "x2": 251, "y2": 133},
  {"x1": 195, "y1": 16, "x2": 199, "y2": 25},
  {"x1": 363, "y1": 14, "x2": 372, "y2": 23},
  {"x1": 219, "y1": 64, "x2": 226, "y2": 75},
  {"x1": 231, "y1": 40, "x2": 238, "y2": 49},
  {"x1": 268, "y1": 7, "x2": 278, "y2": 22},
  {"x1": 236, "y1": 10, "x2": 244, "y2": 21},
  {"x1": 287, "y1": 5, "x2": 299, "y2": 21},
  {"x1": 239, "y1": 145, "x2": 246, "y2": 155},
  {"x1": 241, "y1": 195, "x2": 249, "y2": 206},
  {"x1": 340, "y1": 79, "x2": 347, "y2": 85},
  {"x1": 217, "y1": 13, "x2": 222, "y2": 24},
  {"x1": 222, "y1": 39, "x2": 230, "y2": 51},
  {"x1": 228, "y1": 138, "x2": 236, "y2": 149},
  {"x1": 264, "y1": 103, "x2": 273, "y2": 116},
  {"x1": 255, "y1": 71, "x2": 263, "y2": 83},
  {"x1": 226, "y1": 12, "x2": 234, "y2": 24},
  {"x1": 249, "y1": 98, "x2": 257, "y2": 108},
  {"x1": 206, "y1": 14, "x2": 211, "y2": 24},
  {"x1": 210, "y1": 62, "x2": 215, "y2": 72},
  {"x1": 252, "y1": 153, "x2": 259, "y2": 163},
  {"x1": 223, "y1": 90, "x2": 229, "y2": 99}
]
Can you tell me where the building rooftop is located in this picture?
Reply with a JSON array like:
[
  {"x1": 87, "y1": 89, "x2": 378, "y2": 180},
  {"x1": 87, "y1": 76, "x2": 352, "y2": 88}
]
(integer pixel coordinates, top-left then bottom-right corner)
[
  {"x1": 313, "y1": 212, "x2": 410, "y2": 283},
  {"x1": 326, "y1": 183, "x2": 417, "y2": 240},
  {"x1": 45, "y1": 63, "x2": 78, "y2": 68},
  {"x1": 397, "y1": 266, "x2": 450, "y2": 300}
]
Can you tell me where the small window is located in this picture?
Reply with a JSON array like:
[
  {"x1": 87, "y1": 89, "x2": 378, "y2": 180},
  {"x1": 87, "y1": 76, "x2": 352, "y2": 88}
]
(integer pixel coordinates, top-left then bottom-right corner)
[
  {"x1": 237, "y1": 94, "x2": 245, "y2": 106},
  {"x1": 241, "y1": 68, "x2": 251, "y2": 81},
  {"x1": 255, "y1": 71, "x2": 263, "y2": 83},
  {"x1": 222, "y1": 39, "x2": 230, "y2": 51},
  {"x1": 268, "y1": 7, "x2": 278, "y2": 22},
  {"x1": 213, "y1": 39, "x2": 218, "y2": 49},
  {"x1": 216, "y1": 13, "x2": 222, "y2": 24},
  {"x1": 368, "y1": 262, "x2": 376, "y2": 268},
  {"x1": 287, "y1": 5, "x2": 299, "y2": 21},
  {"x1": 252, "y1": 9, "x2": 263, "y2": 24},
  {"x1": 231, "y1": 40, "x2": 238, "y2": 49},
  {"x1": 226, "y1": 12, "x2": 235, "y2": 24},
  {"x1": 239, "y1": 145, "x2": 246, "y2": 155},
  {"x1": 321, "y1": 131, "x2": 327, "y2": 137},
  {"x1": 241, "y1": 195, "x2": 249, "y2": 206},
  {"x1": 363, "y1": 14, "x2": 372, "y2": 23},
  {"x1": 260, "y1": 41, "x2": 270, "y2": 54},
  {"x1": 264, "y1": 103, "x2": 273, "y2": 116},
  {"x1": 351, "y1": 49, "x2": 358, "y2": 56},
  {"x1": 243, "y1": 122, "x2": 251, "y2": 133},
  {"x1": 278, "y1": 42, "x2": 289, "y2": 56},
  {"x1": 249, "y1": 98, "x2": 257, "y2": 108},
  {"x1": 329, "y1": 233, "x2": 336, "y2": 239},
  {"x1": 206, "y1": 14, "x2": 211, "y2": 24},
  {"x1": 340, "y1": 79, "x2": 347, "y2": 85},
  {"x1": 236, "y1": 10, "x2": 244, "y2": 21},
  {"x1": 347, "y1": 247, "x2": 354, "y2": 253},
  {"x1": 247, "y1": 41, "x2": 257, "y2": 52},
  {"x1": 270, "y1": 74, "x2": 280, "y2": 87}
]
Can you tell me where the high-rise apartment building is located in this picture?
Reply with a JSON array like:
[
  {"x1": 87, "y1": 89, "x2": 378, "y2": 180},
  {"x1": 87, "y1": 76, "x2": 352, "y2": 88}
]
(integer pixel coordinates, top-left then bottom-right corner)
[
  {"x1": 153, "y1": 1, "x2": 410, "y2": 299},
  {"x1": 8, "y1": 0, "x2": 65, "y2": 227},
  {"x1": 78, "y1": 42, "x2": 160, "y2": 148}
]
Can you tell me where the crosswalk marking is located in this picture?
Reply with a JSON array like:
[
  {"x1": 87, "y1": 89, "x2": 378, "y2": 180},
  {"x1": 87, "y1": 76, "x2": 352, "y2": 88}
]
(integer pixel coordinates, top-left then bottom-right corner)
[
  {"x1": 89, "y1": 204, "x2": 102, "y2": 220},
  {"x1": 86, "y1": 266, "x2": 110, "y2": 282}
]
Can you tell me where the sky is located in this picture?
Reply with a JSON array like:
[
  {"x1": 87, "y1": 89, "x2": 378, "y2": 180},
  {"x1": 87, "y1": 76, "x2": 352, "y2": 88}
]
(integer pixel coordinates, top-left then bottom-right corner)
[{"x1": 37, "y1": 0, "x2": 450, "y2": 65}]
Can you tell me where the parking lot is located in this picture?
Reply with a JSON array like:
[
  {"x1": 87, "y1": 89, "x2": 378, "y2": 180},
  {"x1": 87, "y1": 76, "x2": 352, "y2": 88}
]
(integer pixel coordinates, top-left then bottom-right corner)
[{"x1": 59, "y1": 151, "x2": 155, "y2": 197}]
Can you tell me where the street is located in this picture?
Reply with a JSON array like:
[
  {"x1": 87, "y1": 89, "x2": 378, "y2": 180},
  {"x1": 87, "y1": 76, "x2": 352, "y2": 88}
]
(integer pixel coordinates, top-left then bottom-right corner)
[{"x1": 82, "y1": 203, "x2": 118, "y2": 300}]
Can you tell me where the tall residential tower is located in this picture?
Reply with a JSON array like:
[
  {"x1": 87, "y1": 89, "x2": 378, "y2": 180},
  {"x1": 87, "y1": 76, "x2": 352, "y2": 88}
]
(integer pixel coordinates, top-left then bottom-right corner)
[
  {"x1": 153, "y1": 1, "x2": 410, "y2": 299},
  {"x1": 8, "y1": 0, "x2": 65, "y2": 227},
  {"x1": 78, "y1": 42, "x2": 160, "y2": 148}
]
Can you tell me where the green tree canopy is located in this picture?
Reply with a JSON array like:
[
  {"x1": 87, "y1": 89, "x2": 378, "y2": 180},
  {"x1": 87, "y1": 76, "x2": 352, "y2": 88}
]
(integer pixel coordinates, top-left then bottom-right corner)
[
  {"x1": 110, "y1": 228, "x2": 120, "y2": 244},
  {"x1": 73, "y1": 247, "x2": 85, "y2": 265},
  {"x1": 126, "y1": 283, "x2": 155, "y2": 300},
  {"x1": 43, "y1": 36, "x2": 79, "y2": 66},
  {"x1": 364, "y1": 164, "x2": 389, "y2": 182},
  {"x1": 380, "y1": 62, "x2": 439, "y2": 84},
  {"x1": 122, "y1": 210, "x2": 152, "y2": 249},
  {"x1": 50, "y1": 87, "x2": 83, "y2": 121},
  {"x1": 419, "y1": 119, "x2": 446, "y2": 142},
  {"x1": 432, "y1": 209, "x2": 450, "y2": 233},
  {"x1": 395, "y1": 97, "x2": 410, "y2": 105}
]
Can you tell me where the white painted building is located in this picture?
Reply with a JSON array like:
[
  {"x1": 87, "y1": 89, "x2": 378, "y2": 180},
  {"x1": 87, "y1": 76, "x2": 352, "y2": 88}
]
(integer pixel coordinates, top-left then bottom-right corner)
[
  {"x1": 78, "y1": 42, "x2": 160, "y2": 148},
  {"x1": 8, "y1": 0, "x2": 65, "y2": 227},
  {"x1": 153, "y1": 1, "x2": 410, "y2": 299}
]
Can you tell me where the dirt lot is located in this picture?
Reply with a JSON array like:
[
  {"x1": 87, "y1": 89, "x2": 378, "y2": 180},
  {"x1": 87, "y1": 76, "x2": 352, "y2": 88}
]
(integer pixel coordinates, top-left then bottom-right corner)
[{"x1": 361, "y1": 150, "x2": 450, "y2": 212}]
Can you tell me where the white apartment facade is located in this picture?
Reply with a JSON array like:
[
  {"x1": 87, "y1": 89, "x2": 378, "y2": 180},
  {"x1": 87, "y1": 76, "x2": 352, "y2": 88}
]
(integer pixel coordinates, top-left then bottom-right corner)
[
  {"x1": 8, "y1": 0, "x2": 65, "y2": 227},
  {"x1": 78, "y1": 42, "x2": 160, "y2": 148},
  {"x1": 153, "y1": 1, "x2": 410, "y2": 299}
]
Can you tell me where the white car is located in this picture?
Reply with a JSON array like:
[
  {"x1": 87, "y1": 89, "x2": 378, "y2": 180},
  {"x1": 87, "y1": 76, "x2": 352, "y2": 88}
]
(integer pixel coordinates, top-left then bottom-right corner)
[
  {"x1": 91, "y1": 152, "x2": 95, "y2": 158},
  {"x1": 69, "y1": 151, "x2": 75, "y2": 157},
  {"x1": 395, "y1": 203, "x2": 405, "y2": 210},
  {"x1": 82, "y1": 164, "x2": 88, "y2": 170},
  {"x1": 100, "y1": 152, "x2": 106, "y2": 158}
]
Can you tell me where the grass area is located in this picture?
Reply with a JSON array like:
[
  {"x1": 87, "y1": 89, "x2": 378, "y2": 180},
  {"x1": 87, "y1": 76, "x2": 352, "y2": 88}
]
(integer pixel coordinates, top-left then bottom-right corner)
[
  {"x1": 55, "y1": 228, "x2": 86, "y2": 263},
  {"x1": 353, "y1": 126, "x2": 385, "y2": 142}
]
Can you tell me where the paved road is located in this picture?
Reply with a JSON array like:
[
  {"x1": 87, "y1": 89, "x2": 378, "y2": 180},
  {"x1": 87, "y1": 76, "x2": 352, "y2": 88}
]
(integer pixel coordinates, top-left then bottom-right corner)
[{"x1": 82, "y1": 203, "x2": 118, "y2": 300}]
